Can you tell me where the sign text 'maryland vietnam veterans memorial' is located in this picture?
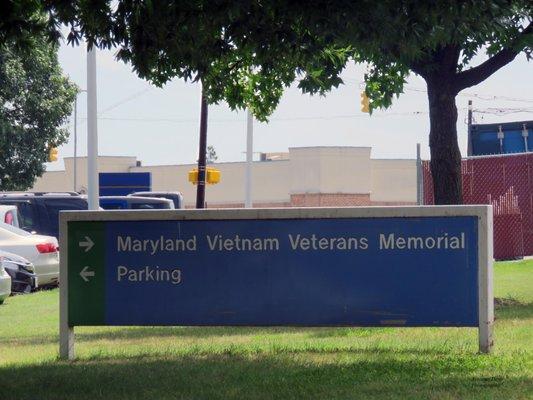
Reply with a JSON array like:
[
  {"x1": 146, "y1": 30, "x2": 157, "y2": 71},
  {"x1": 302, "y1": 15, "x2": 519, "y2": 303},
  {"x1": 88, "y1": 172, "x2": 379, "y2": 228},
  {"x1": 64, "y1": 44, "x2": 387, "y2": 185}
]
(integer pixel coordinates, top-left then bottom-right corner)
[{"x1": 60, "y1": 206, "x2": 493, "y2": 360}]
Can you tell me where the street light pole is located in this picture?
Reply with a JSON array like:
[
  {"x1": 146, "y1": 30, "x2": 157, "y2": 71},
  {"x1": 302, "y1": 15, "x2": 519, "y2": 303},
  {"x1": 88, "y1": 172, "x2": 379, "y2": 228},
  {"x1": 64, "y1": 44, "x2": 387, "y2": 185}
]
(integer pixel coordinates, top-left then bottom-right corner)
[
  {"x1": 245, "y1": 109, "x2": 253, "y2": 208},
  {"x1": 73, "y1": 89, "x2": 87, "y2": 192},
  {"x1": 87, "y1": 47, "x2": 99, "y2": 210},
  {"x1": 467, "y1": 100, "x2": 473, "y2": 156},
  {"x1": 73, "y1": 96, "x2": 77, "y2": 192}
]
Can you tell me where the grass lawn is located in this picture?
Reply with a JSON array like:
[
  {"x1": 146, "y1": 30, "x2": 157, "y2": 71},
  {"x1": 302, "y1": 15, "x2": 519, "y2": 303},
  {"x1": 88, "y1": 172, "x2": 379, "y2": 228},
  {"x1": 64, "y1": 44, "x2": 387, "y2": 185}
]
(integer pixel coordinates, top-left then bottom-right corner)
[{"x1": 0, "y1": 260, "x2": 531, "y2": 399}]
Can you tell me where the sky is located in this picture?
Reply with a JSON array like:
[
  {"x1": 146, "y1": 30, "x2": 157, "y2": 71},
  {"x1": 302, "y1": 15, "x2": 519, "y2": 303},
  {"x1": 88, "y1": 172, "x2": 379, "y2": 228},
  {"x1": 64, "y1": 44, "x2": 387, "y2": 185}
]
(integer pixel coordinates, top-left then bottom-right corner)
[{"x1": 47, "y1": 40, "x2": 533, "y2": 171}]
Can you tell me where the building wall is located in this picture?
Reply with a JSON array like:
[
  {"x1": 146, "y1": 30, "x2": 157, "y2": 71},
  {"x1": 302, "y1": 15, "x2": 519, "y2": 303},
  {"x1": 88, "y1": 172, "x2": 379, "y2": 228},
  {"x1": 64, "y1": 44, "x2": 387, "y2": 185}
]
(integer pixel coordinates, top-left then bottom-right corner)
[
  {"x1": 32, "y1": 171, "x2": 70, "y2": 193},
  {"x1": 130, "y1": 160, "x2": 291, "y2": 207},
  {"x1": 289, "y1": 147, "x2": 372, "y2": 194},
  {"x1": 31, "y1": 147, "x2": 417, "y2": 207},
  {"x1": 291, "y1": 193, "x2": 371, "y2": 207},
  {"x1": 371, "y1": 159, "x2": 417, "y2": 203},
  {"x1": 32, "y1": 156, "x2": 137, "y2": 193}
]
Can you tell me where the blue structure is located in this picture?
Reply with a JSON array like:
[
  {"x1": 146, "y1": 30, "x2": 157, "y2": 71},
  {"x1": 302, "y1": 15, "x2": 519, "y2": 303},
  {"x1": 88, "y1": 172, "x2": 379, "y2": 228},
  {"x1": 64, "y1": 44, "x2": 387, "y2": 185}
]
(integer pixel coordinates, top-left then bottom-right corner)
[
  {"x1": 69, "y1": 216, "x2": 480, "y2": 327},
  {"x1": 102, "y1": 217, "x2": 478, "y2": 326},
  {"x1": 61, "y1": 206, "x2": 494, "y2": 359},
  {"x1": 98, "y1": 172, "x2": 151, "y2": 196},
  {"x1": 468, "y1": 120, "x2": 531, "y2": 156}
]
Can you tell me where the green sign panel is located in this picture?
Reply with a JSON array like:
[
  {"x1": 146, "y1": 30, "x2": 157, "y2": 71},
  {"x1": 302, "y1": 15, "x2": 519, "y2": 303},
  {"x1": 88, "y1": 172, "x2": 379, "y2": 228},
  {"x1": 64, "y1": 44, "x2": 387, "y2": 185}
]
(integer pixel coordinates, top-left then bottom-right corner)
[{"x1": 67, "y1": 222, "x2": 105, "y2": 325}]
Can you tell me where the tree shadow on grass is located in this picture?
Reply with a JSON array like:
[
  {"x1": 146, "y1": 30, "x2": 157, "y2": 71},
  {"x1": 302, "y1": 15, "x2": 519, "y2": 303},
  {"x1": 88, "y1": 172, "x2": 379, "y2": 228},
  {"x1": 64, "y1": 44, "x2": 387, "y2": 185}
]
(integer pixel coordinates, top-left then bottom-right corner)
[
  {"x1": 494, "y1": 298, "x2": 533, "y2": 320},
  {"x1": 0, "y1": 326, "x2": 306, "y2": 347},
  {"x1": 76, "y1": 326, "x2": 302, "y2": 341},
  {"x1": 0, "y1": 353, "x2": 530, "y2": 400},
  {"x1": 2, "y1": 300, "x2": 530, "y2": 348}
]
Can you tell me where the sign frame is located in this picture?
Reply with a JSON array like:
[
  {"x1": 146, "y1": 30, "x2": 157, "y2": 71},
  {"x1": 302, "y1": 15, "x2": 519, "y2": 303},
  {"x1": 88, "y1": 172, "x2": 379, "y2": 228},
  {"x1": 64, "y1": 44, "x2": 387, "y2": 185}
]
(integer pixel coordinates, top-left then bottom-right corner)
[{"x1": 59, "y1": 206, "x2": 493, "y2": 360}]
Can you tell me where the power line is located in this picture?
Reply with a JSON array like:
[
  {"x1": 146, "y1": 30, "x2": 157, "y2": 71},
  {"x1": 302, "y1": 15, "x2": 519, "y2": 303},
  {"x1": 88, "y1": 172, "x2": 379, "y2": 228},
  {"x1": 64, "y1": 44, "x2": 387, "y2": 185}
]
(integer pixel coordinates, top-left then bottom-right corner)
[
  {"x1": 75, "y1": 110, "x2": 430, "y2": 124},
  {"x1": 347, "y1": 79, "x2": 533, "y2": 104},
  {"x1": 474, "y1": 107, "x2": 533, "y2": 115},
  {"x1": 98, "y1": 87, "x2": 154, "y2": 116},
  {"x1": 76, "y1": 105, "x2": 533, "y2": 125}
]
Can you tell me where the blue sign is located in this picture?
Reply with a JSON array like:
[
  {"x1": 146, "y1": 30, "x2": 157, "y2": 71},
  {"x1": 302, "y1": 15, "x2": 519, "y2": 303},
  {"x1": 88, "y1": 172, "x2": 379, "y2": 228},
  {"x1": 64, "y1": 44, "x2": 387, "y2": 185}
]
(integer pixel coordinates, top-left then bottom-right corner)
[
  {"x1": 470, "y1": 120, "x2": 531, "y2": 155},
  {"x1": 99, "y1": 172, "x2": 151, "y2": 196},
  {"x1": 67, "y1": 215, "x2": 479, "y2": 327}
]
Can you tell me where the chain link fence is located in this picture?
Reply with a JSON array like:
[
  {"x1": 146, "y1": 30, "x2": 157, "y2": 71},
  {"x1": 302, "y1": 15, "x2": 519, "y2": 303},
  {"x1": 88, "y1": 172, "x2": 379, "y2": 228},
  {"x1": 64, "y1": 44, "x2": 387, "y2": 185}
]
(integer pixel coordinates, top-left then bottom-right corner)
[{"x1": 421, "y1": 153, "x2": 533, "y2": 260}]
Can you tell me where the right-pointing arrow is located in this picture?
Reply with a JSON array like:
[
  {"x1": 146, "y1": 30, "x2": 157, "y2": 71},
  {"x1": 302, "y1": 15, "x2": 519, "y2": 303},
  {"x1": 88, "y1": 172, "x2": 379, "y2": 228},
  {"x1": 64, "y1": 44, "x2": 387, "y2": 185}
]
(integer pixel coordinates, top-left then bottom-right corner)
[
  {"x1": 80, "y1": 266, "x2": 95, "y2": 282},
  {"x1": 79, "y1": 236, "x2": 94, "y2": 252}
]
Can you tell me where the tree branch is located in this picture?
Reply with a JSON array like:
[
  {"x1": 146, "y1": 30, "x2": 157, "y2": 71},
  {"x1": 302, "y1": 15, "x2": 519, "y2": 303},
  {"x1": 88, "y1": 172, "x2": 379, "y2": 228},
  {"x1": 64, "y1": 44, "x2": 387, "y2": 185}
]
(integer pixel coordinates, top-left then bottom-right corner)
[
  {"x1": 409, "y1": 61, "x2": 426, "y2": 77},
  {"x1": 409, "y1": 44, "x2": 460, "y2": 80},
  {"x1": 455, "y1": 21, "x2": 532, "y2": 90}
]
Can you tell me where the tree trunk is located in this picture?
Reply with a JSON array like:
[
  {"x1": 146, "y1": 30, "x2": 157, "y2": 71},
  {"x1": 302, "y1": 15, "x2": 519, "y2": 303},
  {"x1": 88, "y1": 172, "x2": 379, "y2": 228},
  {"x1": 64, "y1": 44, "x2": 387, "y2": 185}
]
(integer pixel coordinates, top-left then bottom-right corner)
[{"x1": 426, "y1": 79, "x2": 462, "y2": 205}]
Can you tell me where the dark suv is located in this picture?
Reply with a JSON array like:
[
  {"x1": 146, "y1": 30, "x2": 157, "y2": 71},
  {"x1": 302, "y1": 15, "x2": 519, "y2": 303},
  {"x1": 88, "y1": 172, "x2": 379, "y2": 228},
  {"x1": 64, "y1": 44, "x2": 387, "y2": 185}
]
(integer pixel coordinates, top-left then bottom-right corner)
[{"x1": 0, "y1": 192, "x2": 88, "y2": 238}]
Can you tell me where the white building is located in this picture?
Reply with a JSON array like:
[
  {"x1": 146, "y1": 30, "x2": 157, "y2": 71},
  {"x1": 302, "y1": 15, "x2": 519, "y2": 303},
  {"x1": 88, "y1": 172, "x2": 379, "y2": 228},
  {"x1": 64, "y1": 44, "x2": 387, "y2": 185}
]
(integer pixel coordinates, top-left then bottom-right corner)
[{"x1": 32, "y1": 146, "x2": 417, "y2": 208}]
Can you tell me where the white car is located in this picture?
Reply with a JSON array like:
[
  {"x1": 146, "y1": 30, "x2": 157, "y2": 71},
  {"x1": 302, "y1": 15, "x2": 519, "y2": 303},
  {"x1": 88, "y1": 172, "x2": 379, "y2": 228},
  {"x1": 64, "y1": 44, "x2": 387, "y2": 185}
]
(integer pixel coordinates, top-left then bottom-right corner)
[
  {"x1": 0, "y1": 261, "x2": 11, "y2": 304},
  {"x1": 0, "y1": 222, "x2": 59, "y2": 286},
  {"x1": 130, "y1": 191, "x2": 184, "y2": 209}
]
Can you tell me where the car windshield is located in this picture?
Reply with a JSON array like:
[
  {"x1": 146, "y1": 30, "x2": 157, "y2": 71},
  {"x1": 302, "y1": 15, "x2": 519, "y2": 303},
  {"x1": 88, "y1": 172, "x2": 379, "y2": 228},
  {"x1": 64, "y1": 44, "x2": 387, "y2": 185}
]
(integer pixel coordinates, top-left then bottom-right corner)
[{"x1": 0, "y1": 221, "x2": 31, "y2": 236}]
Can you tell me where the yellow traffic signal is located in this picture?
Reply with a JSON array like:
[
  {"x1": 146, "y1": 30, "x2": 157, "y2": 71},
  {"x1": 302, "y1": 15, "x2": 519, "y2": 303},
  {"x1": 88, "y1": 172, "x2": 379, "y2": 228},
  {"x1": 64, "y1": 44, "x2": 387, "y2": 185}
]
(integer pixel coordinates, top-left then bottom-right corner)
[
  {"x1": 206, "y1": 167, "x2": 220, "y2": 184},
  {"x1": 188, "y1": 169, "x2": 199, "y2": 184},
  {"x1": 188, "y1": 167, "x2": 221, "y2": 185},
  {"x1": 48, "y1": 147, "x2": 59, "y2": 162},
  {"x1": 360, "y1": 92, "x2": 370, "y2": 113}
]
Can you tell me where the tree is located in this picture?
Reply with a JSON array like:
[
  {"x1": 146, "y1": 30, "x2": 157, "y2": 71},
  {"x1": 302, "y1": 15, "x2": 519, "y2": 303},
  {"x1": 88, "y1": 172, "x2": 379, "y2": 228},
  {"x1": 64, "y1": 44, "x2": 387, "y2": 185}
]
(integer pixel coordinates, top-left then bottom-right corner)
[
  {"x1": 207, "y1": 145, "x2": 218, "y2": 164},
  {"x1": 11, "y1": 1, "x2": 531, "y2": 203},
  {"x1": 0, "y1": 1, "x2": 54, "y2": 48},
  {"x1": 0, "y1": 36, "x2": 77, "y2": 190},
  {"x1": 350, "y1": 2, "x2": 533, "y2": 204},
  {"x1": 0, "y1": 1, "x2": 114, "y2": 49}
]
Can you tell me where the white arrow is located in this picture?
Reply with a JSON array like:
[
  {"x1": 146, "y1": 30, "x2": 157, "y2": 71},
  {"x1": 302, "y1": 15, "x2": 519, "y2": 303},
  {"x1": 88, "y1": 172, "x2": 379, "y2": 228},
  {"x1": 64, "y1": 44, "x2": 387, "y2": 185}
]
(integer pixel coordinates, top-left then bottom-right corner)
[
  {"x1": 80, "y1": 266, "x2": 95, "y2": 282},
  {"x1": 79, "y1": 236, "x2": 94, "y2": 252}
]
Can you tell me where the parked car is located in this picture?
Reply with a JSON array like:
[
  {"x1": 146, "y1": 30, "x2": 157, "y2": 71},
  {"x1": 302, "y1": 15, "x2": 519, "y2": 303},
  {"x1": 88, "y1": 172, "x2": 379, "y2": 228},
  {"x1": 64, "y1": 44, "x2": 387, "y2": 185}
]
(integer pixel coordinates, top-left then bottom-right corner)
[
  {"x1": 0, "y1": 205, "x2": 20, "y2": 227},
  {"x1": 130, "y1": 191, "x2": 184, "y2": 209},
  {"x1": 0, "y1": 250, "x2": 38, "y2": 293},
  {"x1": 0, "y1": 222, "x2": 59, "y2": 287},
  {"x1": 100, "y1": 196, "x2": 174, "y2": 210},
  {"x1": 0, "y1": 260, "x2": 11, "y2": 304},
  {"x1": 0, "y1": 192, "x2": 88, "y2": 238}
]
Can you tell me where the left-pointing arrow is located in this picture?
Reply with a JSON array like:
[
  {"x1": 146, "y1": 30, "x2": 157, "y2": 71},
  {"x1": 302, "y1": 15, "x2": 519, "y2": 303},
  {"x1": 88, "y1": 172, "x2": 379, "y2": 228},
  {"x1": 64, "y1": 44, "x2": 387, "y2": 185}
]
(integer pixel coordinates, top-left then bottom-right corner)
[
  {"x1": 79, "y1": 236, "x2": 94, "y2": 252},
  {"x1": 80, "y1": 266, "x2": 95, "y2": 282}
]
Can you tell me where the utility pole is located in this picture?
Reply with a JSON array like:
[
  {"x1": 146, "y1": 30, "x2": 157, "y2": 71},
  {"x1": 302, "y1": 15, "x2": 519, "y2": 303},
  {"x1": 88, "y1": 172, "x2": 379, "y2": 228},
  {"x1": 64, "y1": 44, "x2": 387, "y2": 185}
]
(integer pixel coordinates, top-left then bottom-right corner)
[
  {"x1": 522, "y1": 123, "x2": 529, "y2": 152},
  {"x1": 87, "y1": 47, "x2": 99, "y2": 210},
  {"x1": 416, "y1": 143, "x2": 423, "y2": 205},
  {"x1": 73, "y1": 96, "x2": 78, "y2": 192},
  {"x1": 467, "y1": 100, "x2": 473, "y2": 156},
  {"x1": 196, "y1": 85, "x2": 208, "y2": 208},
  {"x1": 245, "y1": 109, "x2": 253, "y2": 208},
  {"x1": 73, "y1": 89, "x2": 87, "y2": 192}
]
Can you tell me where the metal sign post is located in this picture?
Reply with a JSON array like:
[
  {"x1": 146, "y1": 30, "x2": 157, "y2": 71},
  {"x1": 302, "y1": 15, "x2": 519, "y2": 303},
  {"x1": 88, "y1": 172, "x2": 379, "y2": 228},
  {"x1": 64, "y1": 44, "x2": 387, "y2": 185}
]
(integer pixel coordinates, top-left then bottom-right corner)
[{"x1": 60, "y1": 206, "x2": 493, "y2": 360}]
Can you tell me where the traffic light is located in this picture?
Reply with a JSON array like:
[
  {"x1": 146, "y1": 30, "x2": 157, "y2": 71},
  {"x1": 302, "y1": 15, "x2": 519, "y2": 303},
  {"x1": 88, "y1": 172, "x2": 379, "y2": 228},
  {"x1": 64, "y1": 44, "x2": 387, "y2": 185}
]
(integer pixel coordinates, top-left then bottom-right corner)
[
  {"x1": 48, "y1": 147, "x2": 59, "y2": 162},
  {"x1": 188, "y1": 167, "x2": 221, "y2": 185},
  {"x1": 188, "y1": 169, "x2": 199, "y2": 184},
  {"x1": 206, "y1": 167, "x2": 221, "y2": 184},
  {"x1": 360, "y1": 92, "x2": 370, "y2": 113}
]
